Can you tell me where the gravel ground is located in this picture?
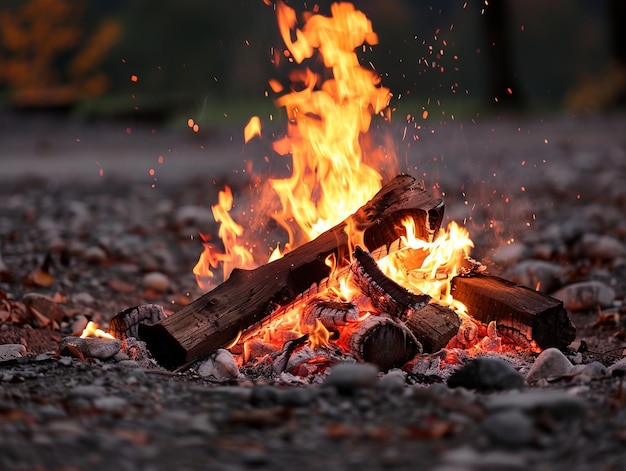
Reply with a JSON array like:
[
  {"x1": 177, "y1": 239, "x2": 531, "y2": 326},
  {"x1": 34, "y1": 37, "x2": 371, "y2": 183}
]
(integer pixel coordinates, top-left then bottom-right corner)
[{"x1": 1, "y1": 111, "x2": 626, "y2": 470}]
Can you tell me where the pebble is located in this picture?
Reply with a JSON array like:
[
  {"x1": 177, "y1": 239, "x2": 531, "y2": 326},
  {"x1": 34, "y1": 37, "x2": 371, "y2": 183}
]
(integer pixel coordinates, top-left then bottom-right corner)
[
  {"x1": 483, "y1": 390, "x2": 587, "y2": 422},
  {"x1": 82, "y1": 246, "x2": 108, "y2": 265},
  {"x1": 578, "y1": 233, "x2": 626, "y2": 261},
  {"x1": 508, "y1": 259, "x2": 564, "y2": 293},
  {"x1": 59, "y1": 337, "x2": 122, "y2": 360},
  {"x1": 447, "y1": 357, "x2": 525, "y2": 392},
  {"x1": 377, "y1": 369, "x2": 407, "y2": 394},
  {"x1": 551, "y1": 280, "x2": 615, "y2": 311},
  {"x1": 142, "y1": 271, "x2": 169, "y2": 292},
  {"x1": 93, "y1": 396, "x2": 128, "y2": 413},
  {"x1": 324, "y1": 362, "x2": 379, "y2": 394},
  {"x1": 481, "y1": 410, "x2": 535, "y2": 447},
  {"x1": 609, "y1": 357, "x2": 626, "y2": 374},
  {"x1": 525, "y1": 348, "x2": 573, "y2": 384},
  {"x1": 197, "y1": 349, "x2": 241, "y2": 381},
  {"x1": 491, "y1": 242, "x2": 529, "y2": 266},
  {"x1": 0, "y1": 343, "x2": 27, "y2": 362}
]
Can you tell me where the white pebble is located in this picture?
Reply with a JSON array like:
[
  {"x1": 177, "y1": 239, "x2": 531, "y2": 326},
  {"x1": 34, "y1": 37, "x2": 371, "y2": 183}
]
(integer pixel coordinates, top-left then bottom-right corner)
[
  {"x1": 526, "y1": 348, "x2": 573, "y2": 384},
  {"x1": 552, "y1": 280, "x2": 615, "y2": 311},
  {"x1": 142, "y1": 272, "x2": 169, "y2": 292}
]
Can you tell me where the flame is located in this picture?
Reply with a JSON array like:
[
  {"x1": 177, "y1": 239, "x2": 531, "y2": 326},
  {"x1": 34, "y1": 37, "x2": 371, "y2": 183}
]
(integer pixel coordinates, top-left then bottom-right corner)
[
  {"x1": 80, "y1": 321, "x2": 115, "y2": 339},
  {"x1": 379, "y1": 220, "x2": 474, "y2": 315},
  {"x1": 191, "y1": 2, "x2": 487, "y2": 361},
  {"x1": 244, "y1": 116, "x2": 262, "y2": 143},
  {"x1": 193, "y1": 186, "x2": 254, "y2": 290}
]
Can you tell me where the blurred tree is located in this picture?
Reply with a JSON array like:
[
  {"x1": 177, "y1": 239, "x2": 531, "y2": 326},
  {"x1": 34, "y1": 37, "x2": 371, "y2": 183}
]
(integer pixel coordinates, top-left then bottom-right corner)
[{"x1": 0, "y1": 0, "x2": 122, "y2": 108}]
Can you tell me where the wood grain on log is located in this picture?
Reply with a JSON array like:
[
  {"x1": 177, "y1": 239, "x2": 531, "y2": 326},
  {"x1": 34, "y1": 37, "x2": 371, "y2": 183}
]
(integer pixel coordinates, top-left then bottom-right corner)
[
  {"x1": 405, "y1": 303, "x2": 461, "y2": 352},
  {"x1": 138, "y1": 175, "x2": 444, "y2": 369},
  {"x1": 339, "y1": 314, "x2": 422, "y2": 371},
  {"x1": 451, "y1": 273, "x2": 576, "y2": 349}
]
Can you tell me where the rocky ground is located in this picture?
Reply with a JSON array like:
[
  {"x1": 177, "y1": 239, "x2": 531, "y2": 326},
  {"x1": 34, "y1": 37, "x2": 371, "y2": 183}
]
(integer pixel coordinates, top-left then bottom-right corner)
[{"x1": 1, "y1": 111, "x2": 626, "y2": 470}]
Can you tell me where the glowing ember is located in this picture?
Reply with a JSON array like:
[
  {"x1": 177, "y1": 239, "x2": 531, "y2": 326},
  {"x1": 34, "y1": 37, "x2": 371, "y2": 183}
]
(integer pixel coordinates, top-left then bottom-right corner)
[{"x1": 80, "y1": 321, "x2": 115, "y2": 339}]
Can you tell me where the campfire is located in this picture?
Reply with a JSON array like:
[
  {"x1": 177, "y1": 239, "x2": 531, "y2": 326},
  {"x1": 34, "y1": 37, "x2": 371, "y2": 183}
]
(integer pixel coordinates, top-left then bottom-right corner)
[{"x1": 98, "y1": 1, "x2": 575, "y2": 372}]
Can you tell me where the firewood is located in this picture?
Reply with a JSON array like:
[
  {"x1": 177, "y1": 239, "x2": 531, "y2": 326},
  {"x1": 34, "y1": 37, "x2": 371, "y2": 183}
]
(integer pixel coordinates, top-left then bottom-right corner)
[
  {"x1": 450, "y1": 273, "x2": 576, "y2": 349},
  {"x1": 299, "y1": 298, "x2": 360, "y2": 330},
  {"x1": 138, "y1": 175, "x2": 444, "y2": 369},
  {"x1": 405, "y1": 303, "x2": 461, "y2": 352},
  {"x1": 338, "y1": 314, "x2": 421, "y2": 371},
  {"x1": 108, "y1": 304, "x2": 166, "y2": 340},
  {"x1": 351, "y1": 246, "x2": 431, "y2": 318}
]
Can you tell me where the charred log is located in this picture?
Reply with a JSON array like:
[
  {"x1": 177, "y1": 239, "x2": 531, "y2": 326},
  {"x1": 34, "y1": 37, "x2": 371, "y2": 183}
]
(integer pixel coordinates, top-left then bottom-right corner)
[
  {"x1": 138, "y1": 175, "x2": 444, "y2": 369},
  {"x1": 451, "y1": 273, "x2": 576, "y2": 350},
  {"x1": 405, "y1": 303, "x2": 461, "y2": 352},
  {"x1": 351, "y1": 246, "x2": 431, "y2": 318},
  {"x1": 338, "y1": 314, "x2": 422, "y2": 371}
]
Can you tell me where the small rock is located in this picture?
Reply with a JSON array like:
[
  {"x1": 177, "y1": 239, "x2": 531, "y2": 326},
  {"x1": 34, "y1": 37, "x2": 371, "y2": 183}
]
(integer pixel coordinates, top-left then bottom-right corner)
[
  {"x1": 197, "y1": 349, "x2": 241, "y2": 381},
  {"x1": 324, "y1": 362, "x2": 379, "y2": 394},
  {"x1": 276, "y1": 387, "x2": 316, "y2": 407},
  {"x1": 93, "y1": 396, "x2": 127, "y2": 413},
  {"x1": 484, "y1": 390, "x2": 587, "y2": 422},
  {"x1": 250, "y1": 384, "x2": 279, "y2": 407},
  {"x1": 508, "y1": 259, "x2": 564, "y2": 293},
  {"x1": 82, "y1": 246, "x2": 107, "y2": 265},
  {"x1": 491, "y1": 242, "x2": 529, "y2": 266},
  {"x1": 447, "y1": 357, "x2": 525, "y2": 392},
  {"x1": 142, "y1": 271, "x2": 169, "y2": 293},
  {"x1": 482, "y1": 410, "x2": 534, "y2": 447},
  {"x1": 59, "y1": 337, "x2": 122, "y2": 360},
  {"x1": 377, "y1": 369, "x2": 406, "y2": 394},
  {"x1": 525, "y1": 348, "x2": 573, "y2": 384},
  {"x1": 552, "y1": 280, "x2": 615, "y2": 311},
  {"x1": 72, "y1": 292, "x2": 95, "y2": 305},
  {"x1": 0, "y1": 344, "x2": 27, "y2": 362},
  {"x1": 578, "y1": 233, "x2": 626, "y2": 261},
  {"x1": 609, "y1": 357, "x2": 626, "y2": 374}
]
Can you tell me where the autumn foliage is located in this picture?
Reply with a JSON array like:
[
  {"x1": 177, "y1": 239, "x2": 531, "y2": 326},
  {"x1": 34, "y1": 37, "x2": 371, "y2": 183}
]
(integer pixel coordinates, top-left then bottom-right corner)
[{"x1": 0, "y1": 0, "x2": 121, "y2": 107}]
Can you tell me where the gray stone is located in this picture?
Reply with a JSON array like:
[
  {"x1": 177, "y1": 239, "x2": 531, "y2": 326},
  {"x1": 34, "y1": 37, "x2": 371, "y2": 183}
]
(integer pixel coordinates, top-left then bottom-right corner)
[
  {"x1": 508, "y1": 259, "x2": 564, "y2": 293},
  {"x1": 377, "y1": 369, "x2": 406, "y2": 394},
  {"x1": 552, "y1": 280, "x2": 615, "y2": 311},
  {"x1": 525, "y1": 348, "x2": 573, "y2": 384},
  {"x1": 447, "y1": 357, "x2": 525, "y2": 392},
  {"x1": 0, "y1": 344, "x2": 26, "y2": 362},
  {"x1": 93, "y1": 396, "x2": 128, "y2": 413},
  {"x1": 324, "y1": 362, "x2": 379, "y2": 394},
  {"x1": 482, "y1": 410, "x2": 534, "y2": 447},
  {"x1": 491, "y1": 242, "x2": 529, "y2": 266},
  {"x1": 578, "y1": 233, "x2": 626, "y2": 261},
  {"x1": 484, "y1": 390, "x2": 587, "y2": 422}
]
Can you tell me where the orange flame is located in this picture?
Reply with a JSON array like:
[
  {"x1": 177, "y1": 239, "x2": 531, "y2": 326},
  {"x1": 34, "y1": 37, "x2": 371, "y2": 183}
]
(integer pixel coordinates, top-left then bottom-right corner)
[{"x1": 81, "y1": 321, "x2": 115, "y2": 339}]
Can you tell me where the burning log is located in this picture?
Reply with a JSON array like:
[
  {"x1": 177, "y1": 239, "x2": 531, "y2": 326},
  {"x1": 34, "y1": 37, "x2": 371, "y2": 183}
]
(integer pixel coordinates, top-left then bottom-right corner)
[
  {"x1": 351, "y1": 245, "x2": 431, "y2": 318},
  {"x1": 405, "y1": 303, "x2": 461, "y2": 352},
  {"x1": 338, "y1": 314, "x2": 421, "y2": 371},
  {"x1": 451, "y1": 273, "x2": 576, "y2": 349},
  {"x1": 350, "y1": 245, "x2": 460, "y2": 353},
  {"x1": 138, "y1": 175, "x2": 445, "y2": 369},
  {"x1": 299, "y1": 298, "x2": 360, "y2": 330}
]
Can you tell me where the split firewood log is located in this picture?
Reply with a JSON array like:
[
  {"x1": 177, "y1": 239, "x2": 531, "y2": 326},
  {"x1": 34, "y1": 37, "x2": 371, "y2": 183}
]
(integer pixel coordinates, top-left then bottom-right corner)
[{"x1": 451, "y1": 273, "x2": 576, "y2": 349}]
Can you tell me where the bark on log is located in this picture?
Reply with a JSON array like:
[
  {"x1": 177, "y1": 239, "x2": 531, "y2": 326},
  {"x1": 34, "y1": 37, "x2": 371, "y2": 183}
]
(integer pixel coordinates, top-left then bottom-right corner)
[
  {"x1": 138, "y1": 175, "x2": 444, "y2": 369},
  {"x1": 405, "y1": 303, "x2": 461, "y2": 352},
  {"x1": 451, "y1": 273, "x2": 576, "y2": 349}
]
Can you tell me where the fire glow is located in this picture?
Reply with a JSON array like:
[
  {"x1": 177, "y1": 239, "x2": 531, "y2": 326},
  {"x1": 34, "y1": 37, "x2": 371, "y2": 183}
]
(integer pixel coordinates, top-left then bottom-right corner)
[{"x1": 193, "y1": 2, "x2": 481, "y2": 364}]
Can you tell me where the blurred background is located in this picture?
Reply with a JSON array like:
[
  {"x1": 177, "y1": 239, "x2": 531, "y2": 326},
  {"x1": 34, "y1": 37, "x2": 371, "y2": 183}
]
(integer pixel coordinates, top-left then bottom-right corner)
[{"x1": 0, "y1": 0, "x2": 624, "y2": 126}]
